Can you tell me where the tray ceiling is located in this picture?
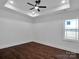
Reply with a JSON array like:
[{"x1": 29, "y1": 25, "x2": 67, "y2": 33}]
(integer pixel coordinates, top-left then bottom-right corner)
[{"x1": 4, "y1": 0, "x2": 70, "y2": 17}]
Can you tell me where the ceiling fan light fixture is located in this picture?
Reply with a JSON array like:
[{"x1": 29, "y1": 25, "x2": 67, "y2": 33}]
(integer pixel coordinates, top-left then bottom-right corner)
[
  {"x1": 35, "y1": 6, "x2": 39, "y2": 9},
  {"x1": 27, "y1": 0, "x2": 46, "y2": 12}
]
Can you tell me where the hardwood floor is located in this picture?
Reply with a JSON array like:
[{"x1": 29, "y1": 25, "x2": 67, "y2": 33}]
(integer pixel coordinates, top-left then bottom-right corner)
[{"x1": 0, "y1": 42, "x2": 78, "y2": 59}]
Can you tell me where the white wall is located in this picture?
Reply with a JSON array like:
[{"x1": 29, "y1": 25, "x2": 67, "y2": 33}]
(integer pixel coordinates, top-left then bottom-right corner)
[
  {"x1": 33, "y1": 0, "x2": 79, "y2": 53},
  {"x1": 0, "y1": 8, "x2": 33, "y2": 49},
  {"x1": 34, "y1": 10, "x2": 79, "y2": 53}
]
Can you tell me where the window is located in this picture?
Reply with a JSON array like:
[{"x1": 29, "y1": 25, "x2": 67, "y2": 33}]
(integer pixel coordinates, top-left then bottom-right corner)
[{"x1": 64, "y1": 19, "x2": 78, "y2": 41}]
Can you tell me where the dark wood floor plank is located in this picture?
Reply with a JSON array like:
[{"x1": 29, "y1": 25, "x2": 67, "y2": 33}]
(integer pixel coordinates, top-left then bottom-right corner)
[{"x1": 0, "y1": 42, "x2": 78, "y2": 59}]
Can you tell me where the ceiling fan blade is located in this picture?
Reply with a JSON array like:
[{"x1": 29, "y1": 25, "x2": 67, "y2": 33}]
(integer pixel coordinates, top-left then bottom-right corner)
[
  {"x1": 37, "y1": 9, "x2": 40, "y2": 12},
  {"x1": 38, "y1": 6, "x2": 46, "y2": 8},
  {"x1": 30, "y1": 8, "x2": 34, "y2": 10},
  {"x1": 27, "y1": 2, "x2": 34, "y2": 6},
  {"x1": 35, "y1": 0, "x2": 41, "y2": 5}
]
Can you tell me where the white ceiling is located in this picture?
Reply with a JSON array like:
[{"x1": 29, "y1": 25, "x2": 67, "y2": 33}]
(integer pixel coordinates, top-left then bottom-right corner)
[
  {"x1": 0, "y1": 0, "x2": 79, "y2": 17},
  {"x1": 6, "y1": 0, "x2": 65, "y2": 11},
  {"x1": 3, "y1": 0, "x2": 70, "y2": 17}
]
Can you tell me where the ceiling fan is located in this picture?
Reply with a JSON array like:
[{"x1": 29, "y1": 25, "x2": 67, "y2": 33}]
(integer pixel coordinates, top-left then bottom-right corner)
[{"x1": 27, "y1": 0, "x2": 46, "y2": 12}]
